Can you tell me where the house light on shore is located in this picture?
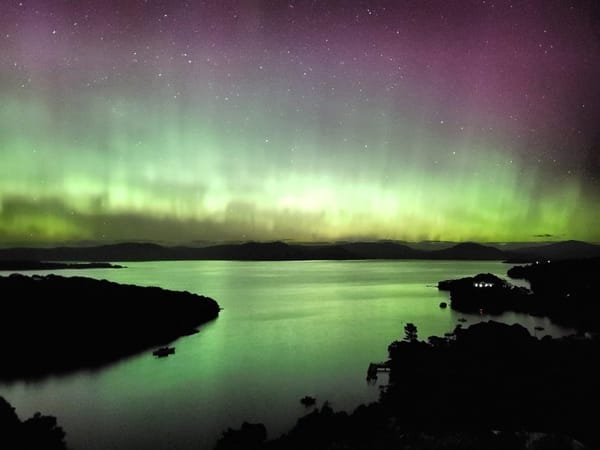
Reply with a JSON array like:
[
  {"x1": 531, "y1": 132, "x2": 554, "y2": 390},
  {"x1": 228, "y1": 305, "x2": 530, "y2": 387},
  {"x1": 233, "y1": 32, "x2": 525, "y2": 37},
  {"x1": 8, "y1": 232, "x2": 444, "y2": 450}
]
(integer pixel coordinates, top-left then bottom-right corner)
[{"x1": 473, "y1": 282, "x2": 494, "y2": 288}]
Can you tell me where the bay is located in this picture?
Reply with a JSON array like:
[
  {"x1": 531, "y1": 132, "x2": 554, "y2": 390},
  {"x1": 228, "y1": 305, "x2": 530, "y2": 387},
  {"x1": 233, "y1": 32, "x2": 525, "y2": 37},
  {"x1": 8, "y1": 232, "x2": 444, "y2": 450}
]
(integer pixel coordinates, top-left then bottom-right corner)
[{"x1": 0, "y1": 260, "x2": 572, "y2": 450}]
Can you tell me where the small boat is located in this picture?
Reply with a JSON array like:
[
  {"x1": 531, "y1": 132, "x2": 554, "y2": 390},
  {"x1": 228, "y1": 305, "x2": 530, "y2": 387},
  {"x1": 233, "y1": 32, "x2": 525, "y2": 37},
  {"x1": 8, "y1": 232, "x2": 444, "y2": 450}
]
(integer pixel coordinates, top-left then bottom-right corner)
[{"x1": 153, "y1": 346, "x2": 175, "y2": 357}]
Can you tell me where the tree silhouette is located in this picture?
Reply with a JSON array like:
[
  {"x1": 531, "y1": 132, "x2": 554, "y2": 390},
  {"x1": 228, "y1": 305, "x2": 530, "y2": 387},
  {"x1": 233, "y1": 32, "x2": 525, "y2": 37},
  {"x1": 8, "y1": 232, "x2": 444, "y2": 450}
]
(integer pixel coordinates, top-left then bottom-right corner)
[
  {"x1": 403, "y1": 323, "x2": 418, "y2": 342},
  {"x1": 0, "y1": 397, "x2": 67, "y2": 450}
]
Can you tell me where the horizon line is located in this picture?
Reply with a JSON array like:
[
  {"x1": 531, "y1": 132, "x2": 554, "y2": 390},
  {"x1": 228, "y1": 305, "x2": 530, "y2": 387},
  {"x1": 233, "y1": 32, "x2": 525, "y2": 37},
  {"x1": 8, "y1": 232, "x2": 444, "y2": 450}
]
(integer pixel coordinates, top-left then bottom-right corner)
[{"x1": 0, "y1": 238, "x2": 598, "y2": 250}]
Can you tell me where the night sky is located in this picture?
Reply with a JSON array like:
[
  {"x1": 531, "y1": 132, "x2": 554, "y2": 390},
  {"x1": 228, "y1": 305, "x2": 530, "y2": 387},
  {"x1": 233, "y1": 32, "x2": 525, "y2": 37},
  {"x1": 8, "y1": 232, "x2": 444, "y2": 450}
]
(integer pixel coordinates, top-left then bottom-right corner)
[{"x1": 1, "y1": 0, "x2": 599, "y2": 244}]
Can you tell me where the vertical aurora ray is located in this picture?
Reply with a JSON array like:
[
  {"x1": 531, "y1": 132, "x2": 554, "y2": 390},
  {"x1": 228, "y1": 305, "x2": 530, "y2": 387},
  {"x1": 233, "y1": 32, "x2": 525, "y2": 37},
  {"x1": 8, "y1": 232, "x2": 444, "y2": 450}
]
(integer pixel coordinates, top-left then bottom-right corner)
[{"x1": 1, "y1": 1, "x2": 599, "y2": 244}]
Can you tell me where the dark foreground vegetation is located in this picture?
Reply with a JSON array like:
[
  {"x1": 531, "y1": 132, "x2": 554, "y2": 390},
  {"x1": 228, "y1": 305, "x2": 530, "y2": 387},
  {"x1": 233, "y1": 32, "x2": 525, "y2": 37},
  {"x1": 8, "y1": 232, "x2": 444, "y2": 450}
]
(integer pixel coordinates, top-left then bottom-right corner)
[
  {"x1": 0, "y1": 397, "x2": 67, "y2": 450},
  {"x1": 439, "y1": 257, "x2": 600, "y2": 331},
  {"x1": 217, "y1": 321, "x2": 598, "y2": 450},
  {"x1": 217, "y1": 258, "x2": 599, "y2": 450},
  {"x1": 0, "y1": 274, "x2": 220, "y2": 380}
]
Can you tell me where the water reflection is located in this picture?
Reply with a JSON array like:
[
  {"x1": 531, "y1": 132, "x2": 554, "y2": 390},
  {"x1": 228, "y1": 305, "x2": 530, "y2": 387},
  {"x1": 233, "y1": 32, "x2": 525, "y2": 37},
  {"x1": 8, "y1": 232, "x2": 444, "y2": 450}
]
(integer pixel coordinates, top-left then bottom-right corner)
[{"x1": 0, "y1": 260, "x2": 572, "y2": 450}]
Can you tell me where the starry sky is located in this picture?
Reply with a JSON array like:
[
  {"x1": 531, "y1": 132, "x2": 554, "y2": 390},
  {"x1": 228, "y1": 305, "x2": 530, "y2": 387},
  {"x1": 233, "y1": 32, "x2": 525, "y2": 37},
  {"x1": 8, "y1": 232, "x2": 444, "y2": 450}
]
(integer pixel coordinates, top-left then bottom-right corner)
[{"x1": 1, "y1": 0, "x2": 599, "y2": 245}]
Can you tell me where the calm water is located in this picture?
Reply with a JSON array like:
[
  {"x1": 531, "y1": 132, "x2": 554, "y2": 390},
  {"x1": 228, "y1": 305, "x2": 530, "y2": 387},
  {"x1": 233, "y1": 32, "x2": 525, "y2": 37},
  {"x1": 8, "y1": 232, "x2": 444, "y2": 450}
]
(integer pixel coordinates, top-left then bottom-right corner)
[{"x1": 0, "y1": 260, "x2": 572, "y2": 450}]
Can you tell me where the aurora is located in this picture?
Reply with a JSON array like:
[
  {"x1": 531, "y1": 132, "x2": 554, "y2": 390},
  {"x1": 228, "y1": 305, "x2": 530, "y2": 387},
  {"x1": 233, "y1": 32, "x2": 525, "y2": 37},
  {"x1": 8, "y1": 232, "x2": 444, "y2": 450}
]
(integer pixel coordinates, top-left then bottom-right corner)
[{"x1": 1, "y1": 1, "x2": 599, "y2": 244}]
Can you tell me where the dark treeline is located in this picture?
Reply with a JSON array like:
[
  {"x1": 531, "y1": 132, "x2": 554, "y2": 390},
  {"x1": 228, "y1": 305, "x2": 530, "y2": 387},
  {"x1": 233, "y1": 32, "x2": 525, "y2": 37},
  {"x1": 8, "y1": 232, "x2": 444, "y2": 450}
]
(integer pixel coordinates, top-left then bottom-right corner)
[
  {"x1": 217, "y1": 321, "x2": 599, "y2": 450},
  {"x1": 384, "y1": 322, "x2": 598, "y2": 440},
  {"x1": 0, "y1": 274, "x2": 220, "y2": 380},
  {"x1": 0, "y1": 397, "x2": 67, "y2": 450}
]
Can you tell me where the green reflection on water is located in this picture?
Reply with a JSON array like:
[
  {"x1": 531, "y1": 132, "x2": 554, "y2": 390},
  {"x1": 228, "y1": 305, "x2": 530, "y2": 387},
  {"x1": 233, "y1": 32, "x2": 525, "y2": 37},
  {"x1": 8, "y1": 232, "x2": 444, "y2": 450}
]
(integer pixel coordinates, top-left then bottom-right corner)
[{"x1": 0, "y1": 260, "x2": 570, "y2": 450}]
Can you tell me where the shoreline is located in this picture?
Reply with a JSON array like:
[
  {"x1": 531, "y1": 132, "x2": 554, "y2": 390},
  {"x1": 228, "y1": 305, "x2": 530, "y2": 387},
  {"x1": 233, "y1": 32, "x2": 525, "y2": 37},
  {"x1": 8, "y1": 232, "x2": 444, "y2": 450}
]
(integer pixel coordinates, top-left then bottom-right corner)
[{"x1": 0, "y1": 273, "x2": 220, "y2": 381}]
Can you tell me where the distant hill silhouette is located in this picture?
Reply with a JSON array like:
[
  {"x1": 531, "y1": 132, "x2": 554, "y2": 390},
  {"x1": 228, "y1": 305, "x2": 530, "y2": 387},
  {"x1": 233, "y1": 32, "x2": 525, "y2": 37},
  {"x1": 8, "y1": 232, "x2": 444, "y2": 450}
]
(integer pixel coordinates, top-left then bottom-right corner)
[
  {"x1": 0, "y1": 261, "x2": 123, "y2": 271},
  {"x1": 337, "y1": 242, "x2": 424, "y2": 259},
  {"x1": 428, "y1": 242, "x2": 512, "y2": 260},
  {"x1": 0, "y1": 240, "x2": 597, "y2": 262},
  {"x1": 511, "y1": 240, "x2": 600, "y2": 261},
  {"x1": 197, "y1": 241, "x2": 307, "y2": 260},
  {"x1": 0, "y1": 243, "x2": 168, "y2": 262}
]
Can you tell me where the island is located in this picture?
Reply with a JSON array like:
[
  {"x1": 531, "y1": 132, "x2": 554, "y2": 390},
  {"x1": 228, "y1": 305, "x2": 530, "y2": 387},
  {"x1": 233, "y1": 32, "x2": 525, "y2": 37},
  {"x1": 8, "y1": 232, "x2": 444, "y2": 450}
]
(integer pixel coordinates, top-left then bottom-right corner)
[
  {"x1": 438, "y1": 257, "x2": 600, "y2": 331},
  {"x1": 0, "y1": 274, "x2": 220, "y2": 380},
  {"x1": 437, "y1": 272, "x2": 535, "y2": 315}
]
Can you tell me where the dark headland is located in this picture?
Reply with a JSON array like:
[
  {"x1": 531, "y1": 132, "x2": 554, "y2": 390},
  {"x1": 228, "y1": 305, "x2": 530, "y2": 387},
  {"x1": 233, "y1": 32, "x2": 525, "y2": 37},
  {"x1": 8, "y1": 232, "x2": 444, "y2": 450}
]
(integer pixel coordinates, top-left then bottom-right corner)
[{"x1": 0, "y1": 274, "x2": 220, "y2": 380}]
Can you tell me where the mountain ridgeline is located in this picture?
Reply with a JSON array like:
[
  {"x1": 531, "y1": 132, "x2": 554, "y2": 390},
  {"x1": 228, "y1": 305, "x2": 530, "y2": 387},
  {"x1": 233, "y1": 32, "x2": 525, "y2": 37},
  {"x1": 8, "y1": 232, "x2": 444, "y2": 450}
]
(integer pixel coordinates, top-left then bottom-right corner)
[{"x1": 1, "y1": 240, "x2": 598, "y2": 262}]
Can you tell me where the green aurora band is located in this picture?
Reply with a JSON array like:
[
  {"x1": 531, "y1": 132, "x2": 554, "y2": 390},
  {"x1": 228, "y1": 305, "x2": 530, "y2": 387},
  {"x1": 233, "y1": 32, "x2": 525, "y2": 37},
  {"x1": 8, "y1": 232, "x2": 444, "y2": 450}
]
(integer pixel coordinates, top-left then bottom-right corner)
[
  {"x1": 1, "y1": 1, "x2": 599, "y2": 244},
  {"x1": 1, "y1": 92, "x2": 597, "y2": 244}
]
